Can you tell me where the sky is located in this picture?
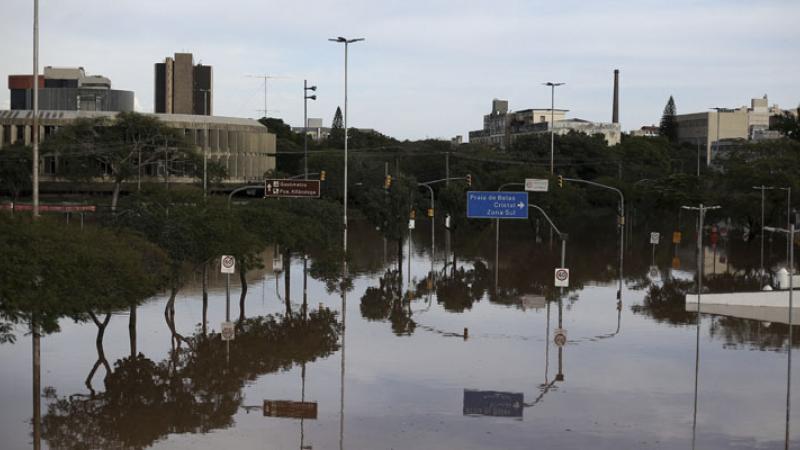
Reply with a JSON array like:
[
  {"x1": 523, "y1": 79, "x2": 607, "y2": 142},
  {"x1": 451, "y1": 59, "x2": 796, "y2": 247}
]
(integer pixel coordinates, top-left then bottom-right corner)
[{"x1": 0, "y1": 0, "x2": 798, "y2": 140}]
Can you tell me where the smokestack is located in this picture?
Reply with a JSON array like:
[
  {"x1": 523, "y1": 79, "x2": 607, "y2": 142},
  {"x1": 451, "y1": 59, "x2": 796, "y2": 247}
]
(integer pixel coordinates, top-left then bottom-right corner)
[{"x1": 612, "y1": 69, "x2": 620, "y2": 124}]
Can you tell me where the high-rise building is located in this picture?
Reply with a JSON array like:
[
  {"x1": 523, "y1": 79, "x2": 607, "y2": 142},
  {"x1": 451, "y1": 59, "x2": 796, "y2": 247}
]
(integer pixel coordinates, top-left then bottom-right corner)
[
  {"x1": 154, "y1": 53, "x2": 212, "y2": 115},
  {"x1": 7, "y1": 66, "x2": 134, "y2": 112}
]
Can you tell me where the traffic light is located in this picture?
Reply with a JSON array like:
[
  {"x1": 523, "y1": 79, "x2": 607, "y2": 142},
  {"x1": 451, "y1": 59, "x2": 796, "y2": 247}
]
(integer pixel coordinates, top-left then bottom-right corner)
[
  {"x1": 466, "y1": 174, "x2": 472, "y2": 187},
  {"x1": 410, "y1": 209, "x2": 416, "y2": 220},
  {"x1": 320, "y1": 170, "x2": 326, "y2": 181},
  {"x1": 384, "y1": 174, "x2": 392, "y2": 189},
  {"x1": 558, "y1": 175, "x2": 563, "y2": 188},
  {"x1": 427, "y1": 208, "x2": 434, "y2": 218}
]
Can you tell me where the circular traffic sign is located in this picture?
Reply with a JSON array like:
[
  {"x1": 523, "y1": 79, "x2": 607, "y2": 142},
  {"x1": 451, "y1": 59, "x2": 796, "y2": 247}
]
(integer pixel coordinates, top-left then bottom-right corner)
[
  {"x1": 554, "y1": 328, "x2": 567, "y2": 347},
  {"x1": 555, "y1": 269, "x2": 568, "y2": 281},
  {"x1": 222, "y1": 255, "x2": 235, "y2": 269}
]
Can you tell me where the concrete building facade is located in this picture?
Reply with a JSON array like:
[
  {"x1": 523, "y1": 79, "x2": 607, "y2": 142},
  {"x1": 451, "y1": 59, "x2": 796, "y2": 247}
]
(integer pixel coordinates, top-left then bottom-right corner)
[
  {"x1": 0, "y1": 110, "x2": 275, "y2": 183},
  {"x1": 8, "y1": 66, "x2": 134, "y2": 112},
  {"x1": 469, "y1": 99, "x2": 620, "y2": 148},
  {"x1": 155, "y1": 53, "x2": 212, "y2": 116},
  {"x1": 675, "y1": 95, "x2": 788, "y2": 163}
]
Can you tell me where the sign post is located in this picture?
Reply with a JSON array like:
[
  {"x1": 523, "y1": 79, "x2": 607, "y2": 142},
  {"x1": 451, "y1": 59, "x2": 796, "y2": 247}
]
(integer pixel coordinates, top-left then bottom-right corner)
[
  {"x1": 553, "y1": 328, "x2": 567, "y2": 347},
  {"x1": 264, "y1": 179, "x2": 321, "y2": 198},
  {"x1": 525, "y1": 178, "x2": 549, "y2": 192},
  {"x1": 650, "y1": 232, "x2": 660, "y2": 266},
  {"x1": 466, "y1": 191, "x2": 528, "y2": 219},
  {"x1": 554, "y1": 268, "x2": 569, "y2": 287},
  {"x1": 220, "y1": 255, "x2": 235, "y2": 341}
]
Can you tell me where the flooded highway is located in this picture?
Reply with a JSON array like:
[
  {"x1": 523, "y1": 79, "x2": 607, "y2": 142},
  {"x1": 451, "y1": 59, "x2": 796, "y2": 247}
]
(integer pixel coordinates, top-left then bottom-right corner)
[{"x1": 1, "y1": 217, "x2": 797, "y2": 449}]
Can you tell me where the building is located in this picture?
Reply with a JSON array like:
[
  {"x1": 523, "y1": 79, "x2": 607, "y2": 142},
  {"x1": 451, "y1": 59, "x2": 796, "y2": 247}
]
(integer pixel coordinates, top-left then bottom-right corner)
[
  {"x1": 468, "y1": 99, "x2": 620, "y2": 148},
  {"x1": 675, "y1": 95, "x2": 787, "y2": 163},
  {"x1": 630, "y1": 125, "x2": 660, "y2": 137},
  {"x1": 291, "y1": 117, "x2": 376, "y2": 141},
  {"x1": 154, "y1": 53, "x2": 212, "y2": 115},
  {"x1": 8, "y1": 66, "x2": 134, "y2": 112},
  {"x1": 0, "y1": 110, "x2": 275, "y2": 183}
]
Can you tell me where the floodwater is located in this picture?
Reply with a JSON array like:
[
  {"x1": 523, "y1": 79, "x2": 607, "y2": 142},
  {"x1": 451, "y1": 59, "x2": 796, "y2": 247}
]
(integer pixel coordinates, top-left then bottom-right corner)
[{"x1": 1, "y1": 217, "x2": 798, "y2": 449}]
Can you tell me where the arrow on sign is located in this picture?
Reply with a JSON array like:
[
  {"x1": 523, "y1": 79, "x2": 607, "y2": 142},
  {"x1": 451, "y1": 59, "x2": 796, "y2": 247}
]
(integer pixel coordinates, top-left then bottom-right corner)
[{"x1": 517, "y1": 202, "x2": 525, "y2": 209}]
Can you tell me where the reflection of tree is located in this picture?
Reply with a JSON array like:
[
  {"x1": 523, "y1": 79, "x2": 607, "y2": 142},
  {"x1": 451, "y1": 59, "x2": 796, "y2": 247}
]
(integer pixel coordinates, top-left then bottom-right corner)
[
  {"x1": 631, "y1": 278, "x2": 695, "y2": 325},
  {"x1": 360, "y1": 270, "x2": 416, "y2": 335},
  {"x1": 710, "y1": 317, "x2": 800, "y2": 351},
  {"x1": 360, "y1": 270, "x2": 398, "y2": 321},
  {"x1": 436, "y1": 261, "x2": 491, "y2": 313},
  {"x1": 42, "y1": 309, "x2": 341, "y2": 450}
]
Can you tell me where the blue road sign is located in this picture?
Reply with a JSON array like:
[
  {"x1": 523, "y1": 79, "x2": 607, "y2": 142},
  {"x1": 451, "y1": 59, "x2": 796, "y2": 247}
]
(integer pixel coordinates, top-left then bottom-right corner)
[
  {"x1": 466, "y1": 191, "x2": 528, "y2": 219},
  {"x1": 463, "y1": 390, "x2": 524, "y2": 417}
]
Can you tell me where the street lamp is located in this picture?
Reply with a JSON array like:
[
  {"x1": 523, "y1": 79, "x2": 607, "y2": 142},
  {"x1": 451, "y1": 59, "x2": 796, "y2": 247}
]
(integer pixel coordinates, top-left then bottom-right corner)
[
  {"x1": 681, "y1": 203, "x2": 721, "y2": 450},
  {"x1": 543, "y1": 82, "x2": 565, "y2": 175},
  {"x1": 329, "y1": 36, "x2": 365, "y2": 256},
  {"x1": 753, "y1": 185, "x2": 784, "y2": 277},
  {"x1": 763, "y1": 220, "x2": 796, "y2": 450},
  {"x1": 304, "y1": 80, "x2": 317, "y2": 180}
]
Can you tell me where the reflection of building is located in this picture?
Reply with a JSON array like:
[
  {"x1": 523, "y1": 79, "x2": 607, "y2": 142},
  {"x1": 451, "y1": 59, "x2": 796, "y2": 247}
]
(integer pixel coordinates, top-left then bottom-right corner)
[
  {"x1": 675, "y1": 96, "x2": 787, "y2": 163},
  {"x1": 154, "y1": 53, "x2": 212, "y2": 115},
  {"x1": 0, "y1": 110, "x2": 275, "y2": 182},
  {"x1": 468, "y1": 99, "x2": 621, "y2": 148},
  {"x1": 8, "y1": 66, "x2": 134, "y2": 112}
]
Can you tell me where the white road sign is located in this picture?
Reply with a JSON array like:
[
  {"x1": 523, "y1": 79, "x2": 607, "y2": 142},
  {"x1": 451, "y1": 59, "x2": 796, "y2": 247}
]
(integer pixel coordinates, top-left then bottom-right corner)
[
  {"x1": 221, "y1": 255, "x2": 236, "y2": 274},
  {"x1": 221, "y1": 321, "x2": 235, "y2": 341},
  {"x1": 554, "y1": 328, "x2": 567, "y2": 347},
  {"x1": 650, "y1": 232, "x2": 660, "y2": 245},
  {"x1": 554, "y1": 268, "x2": 570, "y2": 287},
  {"x1": 409, "y1": 219, "x2": 416, "y2": 230},
  {"x1": 525, "y1": 178, "x2": 549, "y2": 192}
]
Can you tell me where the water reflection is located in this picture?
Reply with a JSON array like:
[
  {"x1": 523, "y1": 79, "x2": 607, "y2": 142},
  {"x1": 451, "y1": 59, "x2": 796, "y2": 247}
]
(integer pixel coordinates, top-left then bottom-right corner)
[
  {"x1": 41, "y1": 309, "x2": 341, "y2": 450},
  {"x1": 8, "y1": 218, "x2": 800, "y2": 449}
]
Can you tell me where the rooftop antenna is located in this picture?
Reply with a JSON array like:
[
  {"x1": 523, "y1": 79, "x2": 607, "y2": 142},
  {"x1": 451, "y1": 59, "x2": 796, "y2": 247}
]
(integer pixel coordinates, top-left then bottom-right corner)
[{"x1": 245, "y1": 74, "x2": 290, "y2": 118}]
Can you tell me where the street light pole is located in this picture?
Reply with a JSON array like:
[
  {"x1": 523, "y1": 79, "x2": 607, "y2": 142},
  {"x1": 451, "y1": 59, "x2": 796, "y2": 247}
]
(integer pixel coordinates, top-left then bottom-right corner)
[
  {"x1": 753, "y1": 185, "x2": 780, "y2": 276},
  {"x1": 304, "y1": 80, "x2": 317, "y2": 180},
  {"x1": 763, "y1": 220, "x2": 796, "y2": 450},
  {"x1": 563, "y1": 177, "x2": 624, "y2": 302},
  {"x1": 682, "y1": 203, "x2": 721, "y2": 450},
  {"x1": 544, "y1": 82, "x2": 565, "y2": 175},
  {"x1": 32, "y1": 0, "x2": 39, "y2": 218},
  {"x1": 329, "y1": 37, "x2": 365, "y2": 257}
]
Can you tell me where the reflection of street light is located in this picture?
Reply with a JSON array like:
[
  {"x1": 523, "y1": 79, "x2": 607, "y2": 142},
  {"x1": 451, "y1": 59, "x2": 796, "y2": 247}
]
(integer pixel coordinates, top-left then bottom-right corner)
[
  {"x1": 543, "y1": 82, "x2": 565, "y2": 175},
  {"x1": 681, "y1": 203, "x2": 720, "y2": 450},
  {"x1": 763, "y1": 219, "x2": 795, "y2": 450},
  {"x1": 329, "y1": 37, "x2": 365, "y2": 256}
]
